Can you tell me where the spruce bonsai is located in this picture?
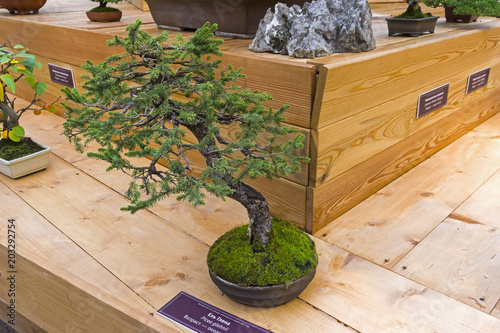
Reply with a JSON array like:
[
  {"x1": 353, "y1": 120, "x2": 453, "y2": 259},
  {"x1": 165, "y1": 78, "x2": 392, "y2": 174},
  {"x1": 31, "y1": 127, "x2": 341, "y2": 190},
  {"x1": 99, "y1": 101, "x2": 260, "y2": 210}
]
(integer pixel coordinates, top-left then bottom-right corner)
[
  {"x1": 396, "y1": 0, "x2": 433, "y2": 19},
  {"x1": 422, "y1": 0, "x2": 500, "y2": 17},
  {"x1": 0, "y1": 43, "x2": 54, "y2": 161},
  {"x1": 89, "y1": 0, "x2": 123, "y2": 13},
  {"x1": 62, "y1": 20, "x2": 317, "y2": 303}
]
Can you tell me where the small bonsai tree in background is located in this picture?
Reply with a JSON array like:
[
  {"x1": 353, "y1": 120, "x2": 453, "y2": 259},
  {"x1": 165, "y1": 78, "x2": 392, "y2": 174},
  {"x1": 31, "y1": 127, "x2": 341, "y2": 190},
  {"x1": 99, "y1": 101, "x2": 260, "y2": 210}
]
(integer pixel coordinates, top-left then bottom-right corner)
[
  {"x1": 396, "y1": 0, "x2": 433, "y2": 18},
  {"x1": 423, "y1": 0, "x2": 500, "y2": 17},
  {"x1": 89, "y1": 0, "x2": 123, "y2": 13},
  {"x1": 62, "y1": 20, "x2": 309, "y2": 251},
  {"x1": 0, "y1": 44, "x2": 48, "y2": 140}
]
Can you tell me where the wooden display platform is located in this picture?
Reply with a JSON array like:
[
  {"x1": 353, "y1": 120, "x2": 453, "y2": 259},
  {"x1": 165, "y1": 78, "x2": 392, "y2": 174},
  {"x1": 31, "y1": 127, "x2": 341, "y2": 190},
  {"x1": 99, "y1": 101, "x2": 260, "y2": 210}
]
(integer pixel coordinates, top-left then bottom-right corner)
[
  {"x1": 0, "y1": 2, "x2": 499, "y2": 234},
  {"x1": 0, "y1": 96, "x2": 499, "y2": 332}
]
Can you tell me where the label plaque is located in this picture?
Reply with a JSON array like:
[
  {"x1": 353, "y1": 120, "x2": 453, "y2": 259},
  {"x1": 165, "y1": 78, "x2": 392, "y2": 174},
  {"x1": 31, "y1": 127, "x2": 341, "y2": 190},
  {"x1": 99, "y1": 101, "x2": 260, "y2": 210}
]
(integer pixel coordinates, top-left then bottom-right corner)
[
  {"x1": 48, "y1": 64, "x2": 75, "y2": 88},
  {"x1": 416, "y1": 83, "x2": 449, "y2": 119},
  {"x1": 157, "y1": 292, "x2": 272, "y2": 333},
  {"x1": 466, "y1": 67, "x2": 490, "y2": 94}
]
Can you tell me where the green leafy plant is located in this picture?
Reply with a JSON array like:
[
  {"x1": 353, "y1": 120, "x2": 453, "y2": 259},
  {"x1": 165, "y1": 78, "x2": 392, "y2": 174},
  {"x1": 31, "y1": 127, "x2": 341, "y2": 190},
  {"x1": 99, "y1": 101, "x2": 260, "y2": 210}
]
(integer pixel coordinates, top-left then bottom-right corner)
[
  {"x1": 423, "y1": 0, "x2": 500, "y2": 16},
  {"x1": 89, "y1": 0, "x2": 123, "y2": 12},
  {"x1": 0, "y1": 43, "x2": 54, "y2": 144},
  {"x1": 396, "y1": 0, "x2": 433, "y2": 19},
  {"x1": 62, "y1": 20, "x2": 311, "y2": 254}
]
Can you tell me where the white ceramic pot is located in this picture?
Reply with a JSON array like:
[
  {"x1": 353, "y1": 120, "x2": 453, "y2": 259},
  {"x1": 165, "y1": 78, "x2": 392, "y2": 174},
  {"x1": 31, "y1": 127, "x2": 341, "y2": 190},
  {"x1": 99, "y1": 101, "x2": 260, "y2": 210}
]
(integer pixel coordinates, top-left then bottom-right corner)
[{"x1": 0, "y1": 140, "x2": 50, "y2": 178}]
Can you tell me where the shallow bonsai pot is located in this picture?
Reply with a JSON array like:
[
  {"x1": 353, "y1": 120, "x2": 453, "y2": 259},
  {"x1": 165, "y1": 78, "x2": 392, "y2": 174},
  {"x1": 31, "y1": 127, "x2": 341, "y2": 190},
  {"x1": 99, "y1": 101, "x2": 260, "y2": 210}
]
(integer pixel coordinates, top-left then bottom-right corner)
[
  {"x1": 0, "y1": 140, "x2": 50, "y2": 178},
  {"x1": 444, "y1": 6, "x2": 478, "y2": 23},
  {"x1": 144, "y1": 0, "x2": 307, "y2": 38},
  {"x1": 386, "y1": 16, "x2": 439, "y2": 37},
  {"x1": 86, "y1": 10, "x2": 122, "y2": 22},
  {"x1": 209, "y1": 268, "x2": 316, "y2": 307},
  {"x1": 0, "y1": 0, "x2": 47, "y2": 14}
]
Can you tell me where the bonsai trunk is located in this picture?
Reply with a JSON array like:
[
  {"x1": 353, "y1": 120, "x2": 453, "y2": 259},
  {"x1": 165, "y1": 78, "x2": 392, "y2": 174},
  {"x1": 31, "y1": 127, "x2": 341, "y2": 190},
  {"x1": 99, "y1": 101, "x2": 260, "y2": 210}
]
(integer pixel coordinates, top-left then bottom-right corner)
[
  {"x1": 187, "y1": 122, "x2": 274, "y2": 249},
  {"x1": 0, "y1": 100, "x2": 19, "y2": 130},
  {"x1": 228, "y1": 181, "x2": 274, "y2": 250},
  {"x1": 406, "y1": 0, "x2": 423, "y2": 16}
]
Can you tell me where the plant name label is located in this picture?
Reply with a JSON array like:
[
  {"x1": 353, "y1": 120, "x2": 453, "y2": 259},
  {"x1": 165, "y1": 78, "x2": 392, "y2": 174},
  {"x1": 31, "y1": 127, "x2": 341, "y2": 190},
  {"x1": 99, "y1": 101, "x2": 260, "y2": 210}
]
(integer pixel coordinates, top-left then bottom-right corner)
[
  {"x1": 157, "y1": 292, "x2": 272, "y2": 333},
  {"x1": 416, "y1": 83, "x2": 449, "y2": 119},
  {"x1": 48, "y1": 64, "x2": 75, "y2": 88},
  {"x1": 466, "y1": 67, "x2": 490, "y2": 94}
]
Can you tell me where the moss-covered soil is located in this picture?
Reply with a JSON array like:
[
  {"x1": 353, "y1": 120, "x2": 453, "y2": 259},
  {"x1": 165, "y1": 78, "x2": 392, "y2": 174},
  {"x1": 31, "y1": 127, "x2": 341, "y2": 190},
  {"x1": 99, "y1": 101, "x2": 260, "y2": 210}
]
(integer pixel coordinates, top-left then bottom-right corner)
[
  {"x1": 89, "y1": 6, "x2": 121, "y2": 12},
  {"x1": 0, "y1": 138, "x2": 44, "y2": 161},
  {"x1": 207, "y1": 218, "x2": 318, "y2": 287}
]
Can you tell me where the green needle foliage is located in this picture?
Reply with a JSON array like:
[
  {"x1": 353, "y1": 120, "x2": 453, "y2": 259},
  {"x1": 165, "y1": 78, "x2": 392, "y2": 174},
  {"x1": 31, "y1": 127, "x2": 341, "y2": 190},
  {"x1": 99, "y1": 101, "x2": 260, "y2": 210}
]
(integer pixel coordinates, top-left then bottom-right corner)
[
  {"x1": 62, "y1": 20, "x2": 309, "y2": 249},
  {"x1": 89, "y1": 0, "x2": 122, "y2": 12},
  {"x1": 423, "y1": 0, "x2": 500, "y2": 16}
]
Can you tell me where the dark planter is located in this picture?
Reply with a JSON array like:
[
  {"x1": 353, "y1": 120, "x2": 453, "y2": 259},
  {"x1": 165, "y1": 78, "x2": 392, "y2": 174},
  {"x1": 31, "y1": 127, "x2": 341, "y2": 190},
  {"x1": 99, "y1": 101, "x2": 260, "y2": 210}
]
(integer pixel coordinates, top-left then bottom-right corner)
[
  {"x1": 444, "y1": 6, "x2": 478, "y2": 23},
  {"x1": 209, "y1": 268, "x2": 316, "y2": 307},
  {"x1": 0, "y1": 0, "x2": 46, "y2": 14},
  {"x1": 144, "y1": 0, "x2": 307, "y2": 38},
  {"x1": 386, "y1": 16, "x2": 439, "y2": 37},
  {"x1": 86, "y1": 10, "x2": 122, "y2": 22}
]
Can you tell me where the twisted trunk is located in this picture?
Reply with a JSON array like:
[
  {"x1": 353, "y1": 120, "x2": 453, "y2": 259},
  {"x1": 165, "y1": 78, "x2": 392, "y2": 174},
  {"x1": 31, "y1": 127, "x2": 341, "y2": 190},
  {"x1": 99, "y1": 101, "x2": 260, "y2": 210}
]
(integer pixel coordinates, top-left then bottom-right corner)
[
  {"x1": 0, "y1": 100, "x2": 19, "y2": 130},
  {"x1": 187, "y1": 122, "x2": 274, "y2": 249},
  {"x1": 228, "y1": 181, "x2": 273, "y2": 250}
]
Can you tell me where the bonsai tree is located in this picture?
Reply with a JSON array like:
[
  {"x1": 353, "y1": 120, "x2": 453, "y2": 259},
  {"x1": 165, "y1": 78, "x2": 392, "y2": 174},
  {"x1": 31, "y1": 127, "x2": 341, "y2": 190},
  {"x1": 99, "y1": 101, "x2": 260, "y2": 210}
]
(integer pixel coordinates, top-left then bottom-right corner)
[
  {"x1": 0, "y1": 43, "x2": 54, "y2": 152},
  {"x1": 89, "y1": 0, "x2": 123, "y2": 13},
  {"x1": 62, "y1": 20, "x2": 310, "y2": 252},
  {"x1": 422, "y1": 0, "x2": 500, "y2": 17},
  {"x1": 396, "y1": 0, "x2": 433, "y2": 18}
]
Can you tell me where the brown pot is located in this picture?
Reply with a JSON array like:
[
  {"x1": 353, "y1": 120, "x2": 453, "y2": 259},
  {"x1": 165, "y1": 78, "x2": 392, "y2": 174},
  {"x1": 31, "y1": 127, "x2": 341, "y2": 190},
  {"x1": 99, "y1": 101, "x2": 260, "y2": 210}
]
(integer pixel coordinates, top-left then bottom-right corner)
[
  {"x1": 86, "y1": 10, "x2": 122, "y2": 22},
  {"x1": 209, "y1": 268, "x2": 316, "y2": 307},
  {"x1": 144, "y1": 0, "x2": 308, "y2": 38},
  {"x1": 0, "y1": 0, "x2": 46, "y2": 14},
  {"x1": 444, "y1": 6, "x2": 478, "y2": 23},
  {"x1": 386, "y1": 16, "x2": 439, "y2": 37}
]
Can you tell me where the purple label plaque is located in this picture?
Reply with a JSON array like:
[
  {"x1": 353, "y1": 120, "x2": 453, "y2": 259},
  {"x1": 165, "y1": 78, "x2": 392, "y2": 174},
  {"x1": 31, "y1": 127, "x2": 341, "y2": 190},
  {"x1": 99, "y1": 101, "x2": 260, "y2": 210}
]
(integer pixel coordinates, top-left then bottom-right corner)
[
  {"x1": 416, "y1": 83, "x2": 449, "y2": 119},
  {"x1": 466, "y1": 67, "x2": 490, "y2": 94},
  {"x1": 157, "y1": 292, "x2": 272, "y2": 333},
  {"x1": 48, "y1": 63, "x2": 75, "y2": 88}
]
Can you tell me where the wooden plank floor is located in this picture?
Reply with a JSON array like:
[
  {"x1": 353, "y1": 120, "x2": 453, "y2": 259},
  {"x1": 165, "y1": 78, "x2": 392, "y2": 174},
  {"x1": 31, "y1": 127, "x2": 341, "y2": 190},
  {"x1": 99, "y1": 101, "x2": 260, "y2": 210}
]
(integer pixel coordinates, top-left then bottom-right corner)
[
  {"x1": 0, "y1": 1, "x2": 499, "y2": 332},
  {"x1": 316, "y1": 112, "x2": 500, "y2": 324},
  {"x1": 0, "y1": 100, "x2": 499, "y2": 332}
]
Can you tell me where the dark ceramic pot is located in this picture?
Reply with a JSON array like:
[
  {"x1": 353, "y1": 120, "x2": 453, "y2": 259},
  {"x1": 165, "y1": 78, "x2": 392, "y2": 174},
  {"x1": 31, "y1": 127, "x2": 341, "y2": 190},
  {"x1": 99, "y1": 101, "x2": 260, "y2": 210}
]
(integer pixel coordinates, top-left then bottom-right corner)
[
  {"x1": 386, "y1": 16, "x2": 439, "y2": 37},
  {"x1": 209, "y1": 268, "x2": 316, "y2": 307},
  {"x1": 144, "y1": 0, "x2": 307, "y2": 38},
  {"x1": 444, "y1": 6, "x2": 478, "y2": 23},
  {"x1": 0, "y1": 0, "x2": 46, "y2": 14},
  {"x1": 86, "y1": 10, "x2": 122, "y2": 22}
]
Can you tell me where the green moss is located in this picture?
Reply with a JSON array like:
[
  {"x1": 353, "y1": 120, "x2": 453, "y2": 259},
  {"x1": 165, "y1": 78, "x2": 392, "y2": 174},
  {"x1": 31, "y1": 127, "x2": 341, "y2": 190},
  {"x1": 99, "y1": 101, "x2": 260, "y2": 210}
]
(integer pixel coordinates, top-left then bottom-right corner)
[
  {"x1": 89, "y1": 6, "x2": 121, "y2": 13},
  {"x1": 0, "y1": 138, "x2": 44, "y2": 161},
  {"x1": 396, "y1": 11, "x2": 433, "y2": 18},
  {"x1": 207, "y1": 218, "x2": 318, "y2": 287}
]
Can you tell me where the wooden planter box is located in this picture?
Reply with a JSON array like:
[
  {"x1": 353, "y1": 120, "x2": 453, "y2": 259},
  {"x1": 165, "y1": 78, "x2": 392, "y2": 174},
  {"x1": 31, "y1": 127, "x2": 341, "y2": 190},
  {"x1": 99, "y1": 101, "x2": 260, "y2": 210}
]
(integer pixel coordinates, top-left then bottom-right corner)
[{"x1": 144, "y1": 0, "x2": 307, "y2": 38}]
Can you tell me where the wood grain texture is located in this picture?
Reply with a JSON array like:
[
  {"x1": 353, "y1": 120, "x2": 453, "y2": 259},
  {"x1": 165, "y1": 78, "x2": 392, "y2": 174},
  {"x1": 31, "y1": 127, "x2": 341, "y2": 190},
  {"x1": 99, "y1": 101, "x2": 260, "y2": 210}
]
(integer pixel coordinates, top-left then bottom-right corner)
[
  {"x1": 395, "y1": 217, "x2": 500, "y2": 314},
  {"x1": 492, "y1": 302, "x2": 500, "y2": 320},
  {"x1": 312, "y1": 59, "x2": 500, "y2": 186},
  {"x1": 0, "y1": 12, "x2": 317, "y2": 128},
  {"x1": 0, "y1": 156, "x2": 353, "y2": 333},
  {"x1": 311, "y1": 88, "x2": 500, "y2": 233},
  {"x1": 314, "y1": 111, "x2": 500, "y2": 266},
  {"x1": 302, "y1": 239, "x2": 500, "y2": 333},
  {"x1": 127, "y1": 0, "x2": 149, "y2": 11},
  {"x1": 0, "y1": 307, "x2": 47, "y2": 333},
  {"x1": 312, "y1": 21, "x2": 500, "y2": 129},
  {"x1": 0, "y1": 182, "x2": 180, "y2": 333}
]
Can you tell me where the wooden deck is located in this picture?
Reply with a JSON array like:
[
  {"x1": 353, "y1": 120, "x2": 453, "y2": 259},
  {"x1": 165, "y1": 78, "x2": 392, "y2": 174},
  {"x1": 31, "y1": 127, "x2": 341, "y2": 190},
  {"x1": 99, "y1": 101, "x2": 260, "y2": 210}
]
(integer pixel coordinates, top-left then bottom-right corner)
[
  {"x1": 0, "y1": 1, "x2": 499, "y2": 332},
  {"x1": 0, "y1": 91, "x2": 499, "y2": 333},
  {"x1": 1, "y1": 0, "x2": 500, "y2": 234}
]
